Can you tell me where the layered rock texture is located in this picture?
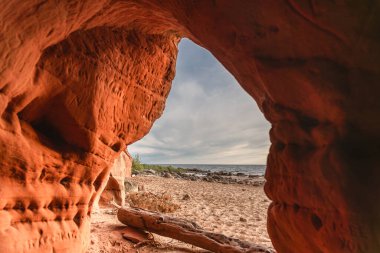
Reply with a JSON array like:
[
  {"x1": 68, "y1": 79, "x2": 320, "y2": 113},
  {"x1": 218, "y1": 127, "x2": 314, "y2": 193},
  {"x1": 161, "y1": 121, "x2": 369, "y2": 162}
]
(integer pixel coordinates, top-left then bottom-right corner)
[
  {"x1": 0, "y1": 1, "x2": 379, "y2": 253},
  {"x1": 100, "y1": 151, "x2": 132, "y2": 207}
]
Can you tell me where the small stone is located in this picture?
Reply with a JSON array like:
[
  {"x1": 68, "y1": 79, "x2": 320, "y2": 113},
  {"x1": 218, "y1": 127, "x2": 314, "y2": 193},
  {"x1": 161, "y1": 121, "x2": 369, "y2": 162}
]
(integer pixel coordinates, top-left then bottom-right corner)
[
  {"x1": 240, "y1": 217, "x2": 247, "y2": 222},
  {"x1": 182, "y1": 194, "x2": 191, "y2": 200}
]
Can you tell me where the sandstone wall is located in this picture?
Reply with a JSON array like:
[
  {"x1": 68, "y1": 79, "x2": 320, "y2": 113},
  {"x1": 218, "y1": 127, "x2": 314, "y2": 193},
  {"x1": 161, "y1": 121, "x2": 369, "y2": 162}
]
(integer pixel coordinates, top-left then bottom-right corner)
[
  {"x1": 0, "y1": 21, "x2": 178, "y2": 252},
  {"x1": 100, "y1": 151, "x2": 132, "y2": 207},
  {"x1": 0, "y1": 1, "x2": 379, "y2": 253}
]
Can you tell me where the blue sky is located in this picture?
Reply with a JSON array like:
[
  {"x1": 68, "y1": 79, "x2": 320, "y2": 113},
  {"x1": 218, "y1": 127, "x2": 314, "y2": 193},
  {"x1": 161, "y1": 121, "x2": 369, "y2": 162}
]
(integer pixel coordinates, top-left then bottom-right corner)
[{"x1": 129, "y1": 39, "x2": 270, "y2": 164}]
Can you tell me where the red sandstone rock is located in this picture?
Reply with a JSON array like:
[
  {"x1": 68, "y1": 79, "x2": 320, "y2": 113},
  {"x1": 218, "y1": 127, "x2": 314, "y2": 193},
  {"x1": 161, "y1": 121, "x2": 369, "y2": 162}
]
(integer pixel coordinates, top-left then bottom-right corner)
[
  {"x1": 100, "y1": 151, "x2": 132, "y2": 207},
  {"x1": 0, "y1": 1, "x2": 379, "y2": 253},
  {"x1": 0, "y1": 22, "x2": 178, "y2": 252},
  {"x1": 121, "y1": 226, "x2": 152, "y2": 244}
]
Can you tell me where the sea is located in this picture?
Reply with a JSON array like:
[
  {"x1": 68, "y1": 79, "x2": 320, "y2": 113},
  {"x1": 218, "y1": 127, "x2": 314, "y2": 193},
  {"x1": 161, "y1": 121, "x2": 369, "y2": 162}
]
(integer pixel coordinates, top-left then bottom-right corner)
[{"x1": 157, "y1": 164, "x2": 266, "y2": 176}]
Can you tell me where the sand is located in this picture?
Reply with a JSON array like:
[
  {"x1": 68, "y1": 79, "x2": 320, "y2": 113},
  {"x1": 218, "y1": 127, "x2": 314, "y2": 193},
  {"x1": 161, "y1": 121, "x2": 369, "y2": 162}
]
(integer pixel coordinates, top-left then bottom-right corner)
[{"x1": 88, "y1": 175, "x2": 273, "y2": 253}]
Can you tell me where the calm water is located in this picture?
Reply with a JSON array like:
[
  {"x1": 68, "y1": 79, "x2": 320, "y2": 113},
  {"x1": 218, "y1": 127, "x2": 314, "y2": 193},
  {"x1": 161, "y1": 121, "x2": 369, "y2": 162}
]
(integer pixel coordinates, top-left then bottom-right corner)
[{"x1": 157, "y1": 164, "x2": 266, "y2": 176}]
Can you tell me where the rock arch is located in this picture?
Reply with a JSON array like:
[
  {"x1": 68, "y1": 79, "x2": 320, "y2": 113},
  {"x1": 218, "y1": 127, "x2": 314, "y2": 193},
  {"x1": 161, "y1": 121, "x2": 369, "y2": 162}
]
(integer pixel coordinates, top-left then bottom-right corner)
[{"x1": 0, "y1": 1, "x2": 379, "y2": 252}]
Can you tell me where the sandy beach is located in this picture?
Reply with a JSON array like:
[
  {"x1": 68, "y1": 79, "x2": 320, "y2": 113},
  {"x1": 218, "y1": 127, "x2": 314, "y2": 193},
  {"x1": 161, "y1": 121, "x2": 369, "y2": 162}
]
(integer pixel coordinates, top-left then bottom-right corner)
[{"x1": 88, "y1": 175, "x2": 273, "y2": 253}]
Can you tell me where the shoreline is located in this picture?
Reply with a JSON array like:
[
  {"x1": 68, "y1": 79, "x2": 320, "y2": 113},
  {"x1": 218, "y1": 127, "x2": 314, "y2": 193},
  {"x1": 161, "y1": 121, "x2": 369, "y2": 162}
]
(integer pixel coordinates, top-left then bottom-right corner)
[
  {"x1": 128, "y1": 174, "x2": 272, "y2": 249},
  {"x1": 133, "y1": 168, "x2": 266, "y2": 186}
]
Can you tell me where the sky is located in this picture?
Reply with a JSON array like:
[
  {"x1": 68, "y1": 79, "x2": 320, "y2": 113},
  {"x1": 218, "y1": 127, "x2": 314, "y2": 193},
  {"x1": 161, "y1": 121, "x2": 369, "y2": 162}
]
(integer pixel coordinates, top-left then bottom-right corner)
[{"x1": 128, "y1": 39, "x2": 271, "y2": 165}]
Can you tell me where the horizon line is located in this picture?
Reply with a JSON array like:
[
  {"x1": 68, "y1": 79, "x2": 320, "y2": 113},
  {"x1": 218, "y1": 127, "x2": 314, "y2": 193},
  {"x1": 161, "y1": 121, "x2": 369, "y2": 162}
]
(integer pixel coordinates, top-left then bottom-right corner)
[{"x1": 144, "y1": 163, "x2": 267, "y2": 166}]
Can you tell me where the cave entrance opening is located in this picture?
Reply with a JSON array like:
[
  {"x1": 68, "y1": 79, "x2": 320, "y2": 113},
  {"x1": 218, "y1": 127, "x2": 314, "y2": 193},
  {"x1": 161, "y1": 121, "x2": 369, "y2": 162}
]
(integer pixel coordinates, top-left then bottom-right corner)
[{"x1": 127, "y1": 38, "x2": 273, "y2": 248}]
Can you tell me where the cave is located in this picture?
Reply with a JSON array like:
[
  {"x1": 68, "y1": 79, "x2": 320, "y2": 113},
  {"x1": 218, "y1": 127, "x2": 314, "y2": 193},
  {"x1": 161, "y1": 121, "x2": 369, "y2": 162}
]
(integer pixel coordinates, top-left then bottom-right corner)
[{"x1": 0, "y1": 1, "x2": 379, "y2": 253}]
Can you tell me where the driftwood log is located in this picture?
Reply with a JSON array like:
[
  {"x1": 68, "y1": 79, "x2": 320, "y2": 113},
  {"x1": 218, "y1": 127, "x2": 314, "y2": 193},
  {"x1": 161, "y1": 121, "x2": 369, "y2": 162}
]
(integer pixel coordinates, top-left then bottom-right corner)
[{"x1": 117, "y1": 207, "x2": 275, "y2": 253}]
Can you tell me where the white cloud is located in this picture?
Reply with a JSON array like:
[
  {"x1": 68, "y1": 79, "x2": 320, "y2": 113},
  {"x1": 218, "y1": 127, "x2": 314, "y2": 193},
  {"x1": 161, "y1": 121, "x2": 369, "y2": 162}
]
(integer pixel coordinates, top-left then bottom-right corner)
[{"x1": 129, "y1": 39, "x2": 271, "y2": 164}]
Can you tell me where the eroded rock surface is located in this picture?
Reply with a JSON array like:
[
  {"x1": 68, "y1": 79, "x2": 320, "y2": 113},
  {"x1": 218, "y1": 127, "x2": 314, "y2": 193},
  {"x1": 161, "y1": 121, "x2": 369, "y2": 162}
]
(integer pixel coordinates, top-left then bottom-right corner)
[
  {"x1": 100, "y1": 151, "x2": 132, "y2": 207},
  {"x1": 0, "y1": 22, "x2": 178, "y2": 252},
  {"x1": 0, "y1": 1, "x2": 379, "y2": 253}
]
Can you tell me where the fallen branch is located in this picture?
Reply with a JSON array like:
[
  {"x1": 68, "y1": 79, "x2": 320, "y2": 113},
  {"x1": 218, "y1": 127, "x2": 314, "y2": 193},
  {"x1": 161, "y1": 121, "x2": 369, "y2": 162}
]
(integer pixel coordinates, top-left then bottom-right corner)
[{"x1": 117, "y1": 207, "x2": 275, "y2": 253}]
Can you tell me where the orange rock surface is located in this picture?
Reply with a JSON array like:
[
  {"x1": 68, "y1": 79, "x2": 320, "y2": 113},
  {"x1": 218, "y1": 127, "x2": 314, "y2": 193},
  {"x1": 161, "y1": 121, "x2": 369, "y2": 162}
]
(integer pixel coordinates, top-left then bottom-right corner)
[{"x1": 0, "y1": 1, "x2": 379, "y2": 253}]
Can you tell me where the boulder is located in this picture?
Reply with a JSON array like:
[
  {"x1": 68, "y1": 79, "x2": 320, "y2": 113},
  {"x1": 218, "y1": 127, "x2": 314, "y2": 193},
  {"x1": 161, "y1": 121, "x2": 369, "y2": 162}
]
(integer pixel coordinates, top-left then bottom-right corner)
[{"x1": 162, "y1": 172, "x2": 174, "y2": 178}]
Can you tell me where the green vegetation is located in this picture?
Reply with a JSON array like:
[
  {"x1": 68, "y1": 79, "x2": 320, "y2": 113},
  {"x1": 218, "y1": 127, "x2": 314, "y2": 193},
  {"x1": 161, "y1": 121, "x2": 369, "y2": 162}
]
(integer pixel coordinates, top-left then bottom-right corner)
[
  {"x1": 132, "y1": 154, "x2": 186, "y2": 174},
  {"x1": 132, "y1": 154, "x2": 144, "y2": 171}
]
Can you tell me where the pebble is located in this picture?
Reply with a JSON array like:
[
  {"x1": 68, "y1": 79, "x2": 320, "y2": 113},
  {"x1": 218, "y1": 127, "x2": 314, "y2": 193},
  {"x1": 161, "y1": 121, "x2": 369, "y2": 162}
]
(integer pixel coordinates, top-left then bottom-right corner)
[{"x1": 182, "y1": 194, "x2": 191, "y2": 200}]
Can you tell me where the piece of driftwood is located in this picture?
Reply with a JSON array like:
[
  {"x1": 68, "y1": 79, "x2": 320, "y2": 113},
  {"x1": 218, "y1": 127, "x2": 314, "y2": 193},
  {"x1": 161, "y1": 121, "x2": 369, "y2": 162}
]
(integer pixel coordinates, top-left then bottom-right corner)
[{"x1": 117, "y1": 207, "x2": 275, "y2": 253}]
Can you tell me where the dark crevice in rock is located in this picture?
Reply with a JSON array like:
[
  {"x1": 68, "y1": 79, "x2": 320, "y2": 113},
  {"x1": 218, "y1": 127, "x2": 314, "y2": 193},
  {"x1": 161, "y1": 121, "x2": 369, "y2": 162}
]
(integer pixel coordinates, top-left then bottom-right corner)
[{"x1": 311, "y1": 213, "x2": 323, "y2": 231}]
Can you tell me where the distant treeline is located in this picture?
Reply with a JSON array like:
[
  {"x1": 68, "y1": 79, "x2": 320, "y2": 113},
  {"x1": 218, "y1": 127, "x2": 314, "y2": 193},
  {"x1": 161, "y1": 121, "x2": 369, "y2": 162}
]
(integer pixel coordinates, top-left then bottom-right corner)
[{"x1": 132, "y1": 154, "x2": 185, "y2": 173}]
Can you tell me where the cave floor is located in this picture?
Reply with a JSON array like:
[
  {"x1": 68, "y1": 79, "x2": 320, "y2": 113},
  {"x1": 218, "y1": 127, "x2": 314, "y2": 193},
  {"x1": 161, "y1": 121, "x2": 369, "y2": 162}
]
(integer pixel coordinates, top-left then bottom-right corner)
[{"x1": 88, "y1": 176, "x2": 272, "y2": 252}]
